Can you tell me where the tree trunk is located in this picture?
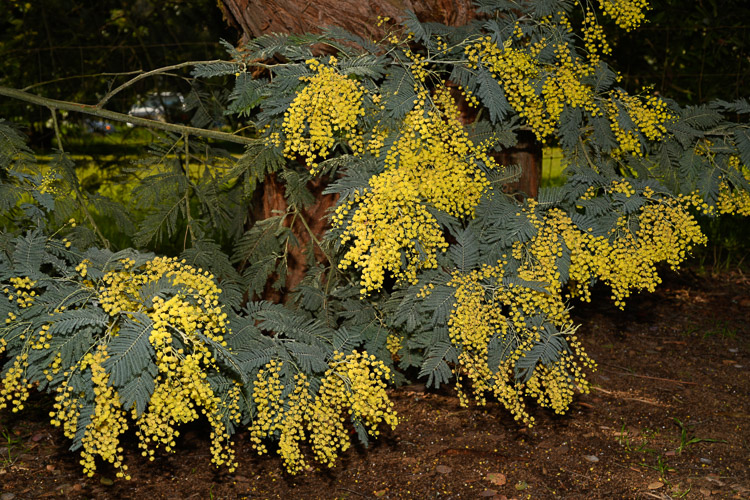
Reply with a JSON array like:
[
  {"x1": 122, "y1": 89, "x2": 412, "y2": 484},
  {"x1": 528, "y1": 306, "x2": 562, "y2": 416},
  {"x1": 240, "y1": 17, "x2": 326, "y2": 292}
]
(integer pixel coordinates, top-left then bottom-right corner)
[
  {"x1": 219, "y1": 0, "x2": 475, "y2": 44},
  {"x1": 220, "y1": 0, "x2": 542, "y2": 296},
  {"x1": 495, "y1": 130, "x2": 543, "y2": 198}
]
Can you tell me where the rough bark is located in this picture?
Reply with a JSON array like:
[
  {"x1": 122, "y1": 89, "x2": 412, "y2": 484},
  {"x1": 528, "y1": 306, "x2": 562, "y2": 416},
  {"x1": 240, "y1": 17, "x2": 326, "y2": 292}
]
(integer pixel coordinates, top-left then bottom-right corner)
[
  {"x1": 219, "y1": 0, "x2": 475, "y2": 44},
  {"x1": 250, "y1": 173, "x2": 337, "y2": 302},
  {"x1": 494, "y1": 130, "x2": 543, "y2": 198}
]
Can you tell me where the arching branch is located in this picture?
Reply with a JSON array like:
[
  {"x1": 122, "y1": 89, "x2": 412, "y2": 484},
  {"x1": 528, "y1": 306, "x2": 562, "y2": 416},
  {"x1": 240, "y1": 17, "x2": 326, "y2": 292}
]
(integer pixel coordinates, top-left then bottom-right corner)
[{"x1": 0, "y1": 85, "x2": 258, "y2": 146}]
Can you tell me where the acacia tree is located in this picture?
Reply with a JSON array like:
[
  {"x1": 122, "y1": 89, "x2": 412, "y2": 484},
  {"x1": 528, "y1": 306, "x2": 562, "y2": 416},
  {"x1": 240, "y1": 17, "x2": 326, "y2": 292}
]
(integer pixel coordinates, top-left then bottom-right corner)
[{"x1": 1, "y1": 0, "x2": 750, "y2": 480}]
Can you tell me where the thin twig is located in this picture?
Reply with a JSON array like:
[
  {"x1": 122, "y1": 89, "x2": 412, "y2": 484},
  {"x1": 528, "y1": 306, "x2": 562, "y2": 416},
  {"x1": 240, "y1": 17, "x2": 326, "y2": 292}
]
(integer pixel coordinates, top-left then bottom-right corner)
[
  {"x1": 337, "y1": 488, "x2": 370, "y2": 498},
  {"x1": 602, "y1": 365, "x2": 698, "y2": 385},
  {"x1": 592, "y1": 386, "x2": 668, "y2": 407},
  {"x1": 182, "y1": 133, "x2": 195, "y2": 250},
  {"x1": 48, "y1": 107, "x2": 65, "y2": 153},
  {"x1": 96, "y1": 59, "x2": 230, "y2": 108},
  {"x1": 22, "y1": 70, "x2": 144, "y2": 92}
]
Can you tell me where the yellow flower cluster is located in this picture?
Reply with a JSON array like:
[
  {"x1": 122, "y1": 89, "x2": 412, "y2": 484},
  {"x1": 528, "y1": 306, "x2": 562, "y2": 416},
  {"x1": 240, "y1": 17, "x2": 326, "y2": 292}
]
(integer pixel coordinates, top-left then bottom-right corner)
[
  {"x1": 446, "y1": 183, "x2": 707, "y2": 422},
  {"x1": 448, "y1": 265, "x2": 510, "y2": 409},
  {"x1": 334, "y1": 176, "x2": 447, "y2": 293},
  {"x1": 275, "y1": 56, "x2": 366, "y2": 173},
  {"x1": 134, "y1": 352, "x2": 238, "y2": 472},
  {"x1": 518, "y1": 185, "x2": 707, "y2": 308},
  {"x1": 37, "y1": 171, "x2": 60, "y2": 195},
  {"x1": 249, "y1": 352, "x2": 397, "y2": 474},
  {"x1": 446, "y1": 179, "x2": 706, "y2": 424},
  {"x1": 78, "y1": 347, "x2": 130, "y2": 479},
  {"x1": 0, "y1": 256, "x2": 254, "y2": 480},
  {"x1": 75, "y1": 259, "x2": 90, "y2": 278},
  {"x1": 718, "y1": 183, "x2": 750, "y2": 216},
  {"x1": 598, "y1": 0, "x2": 649, "y2": 31},
  {"x1": 525, "y1": 353, "x2": 585, "y2": 413},
  {"x1": 48, "y1": 256, "x2": 241, "y2": 478},
  {"x1": 606, "y1": 89, "x2": 672, "y2": 155},
  {"x1": 42, "y1": 352, "x2": 63, "y2": 382},
  {"x1": 30, "y1": 323, "x2": 52, "y2": 350},
  {"x1": 50, "y1": 378, "x2": 83, "y2": 445},
  {"x1": 333, "y1": 87, "x2": 493, "y2": 293},
  {"x1": 717, "y1": 158, "x2": 750, "y2": 216},
  {"x1": 98, "y1": 256, "x2": 238, "y2": 472},
  {"x1": 465, "y1": 13, "x2": 674, "y2": 150},
  {"x1": 466, "y1": 37, "x2": 598, "y2": 140},
  {"x1": 386, "y1": 333, "x2": 403, "y2": 358},
  {"x1": 0, "y1": 353, "x2": 31, "y2": 413},
  {"x1": 4, "y1": 277, "x2": 37, "y2": 308},
  {"x1": 582, "y1": 10, "x2": 612, "y2": 65},
  {"x1": 447, "y1": 264, "x2": 593, "y2": 425}
]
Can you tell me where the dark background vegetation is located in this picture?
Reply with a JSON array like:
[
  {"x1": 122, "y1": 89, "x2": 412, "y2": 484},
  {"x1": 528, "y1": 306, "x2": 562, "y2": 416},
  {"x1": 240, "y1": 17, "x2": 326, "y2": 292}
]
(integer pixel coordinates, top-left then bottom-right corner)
[
  {"x1": 0, "y1": 0, "x2": 238, "y2": 142},
  {"x1": 607, "y1": 0, "x2": 750, "y2": 104},
  {"x1": 3, "y1": 0, "x2": 749, "y2": 114}
]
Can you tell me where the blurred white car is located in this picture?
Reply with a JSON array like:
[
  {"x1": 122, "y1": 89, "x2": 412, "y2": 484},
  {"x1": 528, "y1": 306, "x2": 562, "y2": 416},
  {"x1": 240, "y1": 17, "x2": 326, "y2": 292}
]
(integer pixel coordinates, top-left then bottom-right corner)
[
  {"x1": 84, "y1": 119, "x2": 115, "y2": 134},
  {"x1": 127, "y1": 93, "x2": 187, "y2": 126}
]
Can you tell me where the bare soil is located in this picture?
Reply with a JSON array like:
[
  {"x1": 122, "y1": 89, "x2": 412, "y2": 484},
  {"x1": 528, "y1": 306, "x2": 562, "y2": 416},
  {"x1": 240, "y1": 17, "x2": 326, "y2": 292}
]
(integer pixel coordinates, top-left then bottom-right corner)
[{"x1": 1, "y1": 268, "x2": 749, "y2": 499}]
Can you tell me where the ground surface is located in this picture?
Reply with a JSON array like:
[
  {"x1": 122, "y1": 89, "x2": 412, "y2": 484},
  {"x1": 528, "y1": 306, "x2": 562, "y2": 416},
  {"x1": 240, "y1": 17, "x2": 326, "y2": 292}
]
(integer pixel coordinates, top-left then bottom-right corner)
[{"x1": 1, "y1": 268, "x2": 749, "y2": 499}]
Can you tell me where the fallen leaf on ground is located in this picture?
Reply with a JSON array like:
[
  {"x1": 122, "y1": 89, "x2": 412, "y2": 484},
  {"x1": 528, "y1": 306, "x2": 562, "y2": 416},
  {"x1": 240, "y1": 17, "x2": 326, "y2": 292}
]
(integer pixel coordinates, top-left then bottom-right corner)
[
  {"x1": 486, "y1": 472, "x2": 506, "y2": 486},
  {"x1": 647, "y1": 481, "x2": 663, "y2": 490}
]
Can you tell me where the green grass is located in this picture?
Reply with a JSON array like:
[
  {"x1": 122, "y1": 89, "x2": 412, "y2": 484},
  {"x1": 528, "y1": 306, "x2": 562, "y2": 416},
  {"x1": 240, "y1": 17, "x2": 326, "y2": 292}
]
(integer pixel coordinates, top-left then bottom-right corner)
[
  {"x1": 672, "y1": 417, "x2": 725, "y2": 454},
  {"x1": 542, "y1": 147, "x2": 566, "y2": 187},
  {"x1": 0, "y1": 428, "x2": 22, "y2": 469}
]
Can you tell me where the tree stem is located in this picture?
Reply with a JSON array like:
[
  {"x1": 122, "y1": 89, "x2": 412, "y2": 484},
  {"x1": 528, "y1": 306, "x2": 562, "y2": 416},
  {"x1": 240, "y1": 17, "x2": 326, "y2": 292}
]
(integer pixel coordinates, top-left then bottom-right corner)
[
  {"x1": 96, "y1": 59, "x2": 231, "y2": 108},
  {"x1": 48, "y1": 108, "x2": 111, "y2": 249},
  {"x1": 0, "y1": 85, "x2": 258, "y2": 146}
]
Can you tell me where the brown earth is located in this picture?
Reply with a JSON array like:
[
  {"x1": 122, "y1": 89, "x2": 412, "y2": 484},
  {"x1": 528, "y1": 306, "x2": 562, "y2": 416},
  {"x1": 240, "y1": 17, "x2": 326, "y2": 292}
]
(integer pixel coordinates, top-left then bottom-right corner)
[{"x1": 1, "y1": 268, "x2": 749, "y2": 499}]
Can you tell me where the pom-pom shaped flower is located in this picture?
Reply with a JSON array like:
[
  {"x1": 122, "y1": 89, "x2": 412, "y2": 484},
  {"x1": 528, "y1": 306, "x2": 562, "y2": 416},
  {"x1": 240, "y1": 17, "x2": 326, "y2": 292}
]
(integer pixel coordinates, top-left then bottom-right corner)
[{"x1": 279, "y1": 57, "x2": 366, "y2": 173}]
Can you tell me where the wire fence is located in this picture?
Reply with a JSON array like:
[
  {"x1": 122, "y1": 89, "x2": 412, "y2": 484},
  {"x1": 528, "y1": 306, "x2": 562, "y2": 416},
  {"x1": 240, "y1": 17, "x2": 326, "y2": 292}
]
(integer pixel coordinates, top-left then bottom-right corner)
[{"x1": 613, "y1": 24, "x2": 750, "y2": 103}]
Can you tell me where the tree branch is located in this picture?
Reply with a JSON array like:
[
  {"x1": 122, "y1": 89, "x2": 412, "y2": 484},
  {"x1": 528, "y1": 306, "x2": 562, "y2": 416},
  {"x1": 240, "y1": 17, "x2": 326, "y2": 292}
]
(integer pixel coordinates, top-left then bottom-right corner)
[
  {"x1": 96, "y1": 59, "x2": 231, "y2": 108},
  {"x1": 21, "y1": 70, "x2": 144, "y2": 93},
  {"x1": 0, "y1": 85, "x2": 258, "y2": 146}
]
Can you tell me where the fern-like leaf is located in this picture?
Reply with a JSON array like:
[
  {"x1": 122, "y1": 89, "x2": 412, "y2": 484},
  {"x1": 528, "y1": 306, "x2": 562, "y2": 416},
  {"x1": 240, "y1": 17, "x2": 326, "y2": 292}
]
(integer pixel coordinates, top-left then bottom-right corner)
[
  {"x1": 103, "y1": 312, "x2": 155, "y2": 388},
  {"x1": 119, "y1": 364, "x2": 157, "y2": 416},
  {"x1": 381, "y1": 66, "x2": 417, "y2": 119},
  {"x1": 419, "y1": 340, "x2": 456, "y2": 388}
]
